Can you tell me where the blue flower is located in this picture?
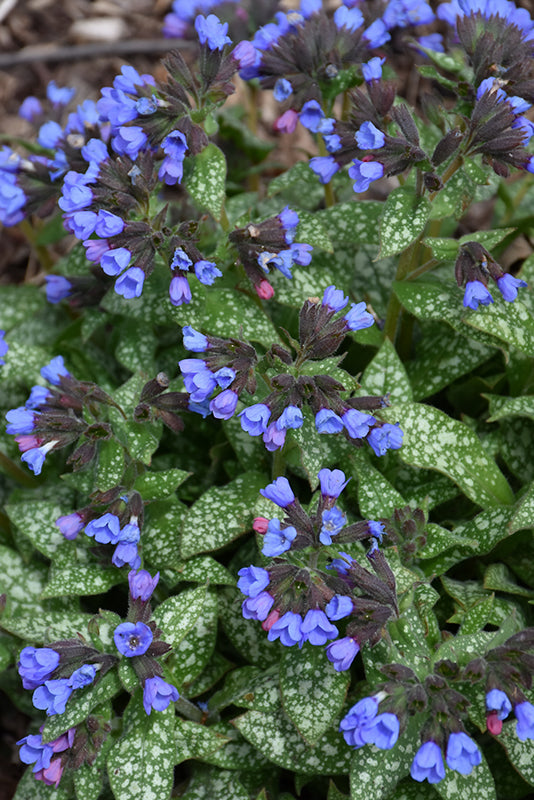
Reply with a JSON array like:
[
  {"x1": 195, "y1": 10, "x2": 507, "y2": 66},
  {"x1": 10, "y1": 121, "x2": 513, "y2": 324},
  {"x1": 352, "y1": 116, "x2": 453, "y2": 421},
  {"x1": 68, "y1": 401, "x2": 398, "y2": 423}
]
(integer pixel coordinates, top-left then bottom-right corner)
[
  {"x1": 301, "y1": 609, "x2": 338, "y2": 645},
  {"x1": 238, "y1": 565, "x2": 270, "y2": 597},
  {"x1": 100, "y1": 248, "x2": 131, "y2": 277},
  {"x1": 309, "y1": 156, "x2": 339, "y2": 184},
  {"x1": 262, "y1": 518, "x2": 298, "y2": 557},
  {"x1": 115, "y1": 267, "x2": 145, "y2": 299},
  {"x1": 362, "y1": 56, "x2": 385, "y2": 83},
  {"x1": 363, "y1": 18, "x2": 391, "y2": 48},
  {"x1": 94, "y1": 209, "x2": 124, "y2": 237},
  {"x1": 325, "y1": 595, "x2": 354, "y2": 621},
  {"x1": 143, "y1": 676, "x2": 179, "y2": 715},
  {"x1": 323, "y1": 285, "x2": 348, "y2": 312},
  {"x1": 169, "y1": 275, "x2": 192, "y2": 305},
  {"x1": 334, "y1": 5, "x2": 364, "y2": 31},
  {"x1": 128, "y1": 569, "x2": 160, "y2": 601},
  {"x1": 299, "y1": 100, "x2": 326, "y2": 133},
  {"x1": 339, "y1": 696, "x2": 379, "y2": 748},
  {"x1": 515, "y1": 701, "x2": 534, "y2": 741},
  {"x1": 114, "y1": 621, "x2": 153, "y2": 657},
  {"x1": 47, "y1": 80, "x2": 76, "y2": 107},
  {"x1": 463, "y1": 280, "x2": 494, "y2": 309},
  {"x1": 326, "y1": 636, "x2": 360, "y2": 671},
  {"x1": 18, "y1": 647, "x2": 60, "y2": 690},
  {"x1": 33, "y1": 679, "x2": 73, "y2": 716},
  {"x1": 210, "y1": 389, "x2": 238, "y2": 419},
  {"x1": 240, "y1": 404, "x2": 271, "y2": 436},
  {"x1": 260, "y1": 476, "x2": 295, "y2": 507},
  {"x1": 17, "y1": 733, "x2": 53, "y2": 773},
  {"x1": 0, "y1": 331, "x2": 8, "y2": 365},
  {"x1": 19, "y1": 96, "x2": 42, "y2": 121},
  {"x1": 356, "y1": 121, "x2": 386, "y2": 150},
  {"x1": 320, "y1": 507, "x2": 347, "y2": 545},
  {"x1": 179, "y1": 358, "x2": 216, "y2": 401},
  {"x1": 278, "y1": 205, "x2": 299, "y2": 242},
  {"x1": 21, "y1": 442, "x2": 55, "y2": 475},
  {"x1": 81, "y1": 138, "x2": 109, "y2": 165},
  {"x1": 214, "y1": 367, "x2": 236, "y2": 389},
  {"x1": 342, "y1": 408, "x2": 376, "y2": 439},
  {"x1": 113, "y1": 521, "x2": 141, "y2": 569},
  {"x1": 66, "y1": 210, "x2": 98, "y2": 239},
  {"x1": 267, "y1": 611, "x2": 304, "y2": 647},
  {"x1": 411, "y1": 741, "x2": 445, "y2": 784},
  {"x1": 349, "y1": 159, "x2": 384, "y2": 193},
  {"x1": 273, "y1": 79, "x2": 293, "y2": 102},
  {"x1": 171, "y1": 247, "x2": 193, "y2": 272},
  {"x1": 183, "y1": 326, "x2": 209, "y2": 352},
  {"x1": 194, "y1": 14, "x2": 231, "y2": 50},
  {"x1": 328, "y1": 551, "x2": 355, "y2": 575},
  {"x1": 194, "y1": 260, "x2": 222, "y2": 285},
  {"x1": 486, "y1": 688, "x2": 511, "y2": 720},
  {"x1": 318, "y1": 468, "x2": 349, "y2": 498},
  {"x1": 159, "y1": 130, "x2": 188, "y2": 185},
  {"x1": 112, "y1": 126, "x2": 147, "y2": 159},
  {"x1": 6, "y1": 407, "x2": 37, "y2": 435},
  {"x1": 368, "y1": 520, "x2": 385, "y2": 542},
  {"x1": 263, "y1": 423, "x2": 286, "y2": 451},
  {"x1": 343, "y1": 301, "x2": 374, "y2": 330},
  {"x1": 367, "y1": 423, "x2": 403, "y2": 456},
  {"x1": 277, "y1": 405, "x2": 303, "y2": 430},
  {"x1": 85, "y1": 513, "x2": 121, "y2": 544},
  {"x1": 69, "y1": 664, "x2": 96, "y2": 689},
  {"x1": 446, "y1": 732, "x2": 482, "y2": 775},
  {"x1": 41, "y1": 355, "x2": 70, "y2": 385},
  {"x1": 497, "y1": 273, "x2": 527, "y2": 302},
  {"x1": 45, "y1": 275, "x2": 72, "y2": 304},
  {"x1": 242, "y1": 591, "x2": 275, "y2": 621},
  {"x1": 37, "y1": 120, "x2": 63, "y2": 149},
  {"x1": 315, "y1": 408, "x2": 344, "y2": 433},
  {"x1": 290, "y1": 242, "x2": 313, "y2": 266},
  {"x1": 56, "y1": 512, "x2": 84, "y2": 540},
  {"x1": 58, "y1": 172, "x2": 93, "y2": 213},
  {"x1": 359, "y1": 713, "x2": 400, "y2": 750}
]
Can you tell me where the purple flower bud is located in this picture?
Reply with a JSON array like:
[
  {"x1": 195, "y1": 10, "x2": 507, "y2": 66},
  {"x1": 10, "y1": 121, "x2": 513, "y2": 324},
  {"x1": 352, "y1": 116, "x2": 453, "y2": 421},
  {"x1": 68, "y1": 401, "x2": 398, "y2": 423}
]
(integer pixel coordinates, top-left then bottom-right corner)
[
  {"x1": 326, "y1": 637, "x2": 360, "y2": 671},
  {"x1": 170, "y1": 275, "x2": 192, "y2": 306},
  {"x1": 325, "y1": 595, "x2": 354, "y2": 620},
  {"x1": 263, "y1": 423, "x2": 286, "y2": 451},
  {"x1": 210, "y1": 389, "x2": 238, "y2": 419},
  {"x1": 194, "y1": 13, "x2": 232, "y2": 50},
  {"x1": 496, "y1": 274, "x2": 527, "y2": 302},
  {"x1": 315, "y1": 408, "x2": 344, "y2": 434},
  {"x1": 267, "y1": 610, "x2": 304, "y2": 647},
  {"x1": 143, "y1": 676, "x2": 179, "y2": 715},
  {"x1": 356, "y1": 121, "x2": 386, "y2": 150},
  {"x1": 114, "y1": 621, "x2": 153, "y2": 657},
  {"x1": 348, "y1": 159, "x2": 384, "y2": 193},
  {"x1": 278, "y1": 205, "x2": 299, "y2": 242},
  {"x1": 128, "y1": 569, "x2": 160, "y2": 601},
  {"x1": 242, "y1": 591, "x2": 275, "y2": 621},
  {"x1": 113, "y1": 541, "x2": 140, "y2": 569},
  {"x1": 323, "y1": 285, "x2": 348, "y2": 312},
  {"x1": 214, "y1": 367, "x2": 235, "y2": 389},
  {"x1": 56, "y1": 512, "x2": 84, "y2": 540},
  {"x1": 262, "y1": 518, "x2": 298, "y2": 557},
  {"x1": 260, "y1": 476, "x2": 295, "y2": 507},
  {"x1": 45, "y1": 275, "x2": 72, "y2": 304},
  {"x1": 18, "y1": 647, "x2": 60, "y2": 690},
  {"x1": 463, "y1": 280, "x2": 494, "y2": 310},
  {"x1": 446, "y1": 732, "x2": 482, "y2": 775},
  {"x1": 318, "y1": 468, "x2": 349, "y2": 498},
  {"x1": 240, "y1": 403, "x2": 271, "y2": 436},
  {"x1": 343, "y1": 301, "x2": 374, "y2": 330},
  {"x1": 274, "y1": 109, "x2": 299, "y2": 134},
  {"x1": 232, "y1": 40, "x2": 258, "y2": 69},
  {"x1": 300, "y1": 609, "x2": 338, "y2": 645},
  {"x1": 273, "y1": 79, "x2": 293, "y2": 102},
  {"x1": 194, "y1": 260, "x2": 222, "y2": 286},
  {"x1": 65, "y1": 210, "x2": 98, "y2": 239},
  {"x1": 100, "y1": 247, "x2": 131, "y2": 277},
  {"x1": 237, "y1": 565, "x2": 270, "y2": 597},
  {"x1": 411, "y1": 741, "x2": 446, "y2": 784},
  {"x1": 342, "y1": 408, "x2": 376, "y2": 439},
  {"x1": 367, "y1": 423, "x2": 403, "y2": 456},
  {"x1": 47, "y1": 81, "x2": 75, "y2": 107},
  {"x1": 41, "y1": 355, "x2": 70, "y2": 385},
  {"x1": 94, "y1": 209, "x2": 124, "y2": 238},
  {"x1": 368, "y1": 520, "x2": 385, "y2": 541},
  {"x1": 183, "y1": 326, "x2": 209, "y2": 352},
  {"x1": 115, "y1": 267, "x2": 145, "y2": 299}
]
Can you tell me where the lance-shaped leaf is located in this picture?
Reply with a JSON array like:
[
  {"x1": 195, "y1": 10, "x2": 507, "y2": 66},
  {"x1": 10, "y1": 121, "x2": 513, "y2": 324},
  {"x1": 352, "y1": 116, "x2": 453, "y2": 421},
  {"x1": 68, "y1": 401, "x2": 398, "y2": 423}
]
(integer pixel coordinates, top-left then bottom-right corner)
[
  {"x1": 379, "y1": 188, "x2": 431, "y2": 258},
  {"x1": 184, "y1": 143, "x2": 227, "y2": 221}
]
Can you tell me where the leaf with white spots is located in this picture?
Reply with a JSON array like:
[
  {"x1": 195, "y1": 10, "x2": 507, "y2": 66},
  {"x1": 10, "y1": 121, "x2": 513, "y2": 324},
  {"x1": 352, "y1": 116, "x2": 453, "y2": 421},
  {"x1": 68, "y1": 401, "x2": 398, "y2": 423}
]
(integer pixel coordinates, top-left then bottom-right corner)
[
  {"x1": 13, "y1": 767, "x2": 71, "y2": 800},
  {"x1": 223, "y1": 413, "x2": 270, "y2": 472},
  {"x1": 272, "y1": 263, "x2": 338, "y2": 309},
  {"x1": 184, "y1": 143, "x2": 227, "y2": 221},
  {"x1": 234, "y1": 707, "x2": 351, "y2": 774},
  {"x1": 180, "y1": 472, "x2": 267, "y2": 559},
  {"x1": 393, "y1": 466, "x2": 459, "y2": 509},
  {"x1": 115, "y1": 318, "x2": 158, "y2": 374},
  {"x1": 142, "y1": 498, "x2": 187, "y2": 570},
  {"x1": 175, "y1": 717, "x2": 230, "y2": 764},
  {"x1": 180, "y1": 766, "x2": 249, "y2": 800},
  {"x1": 280, "y1": 643, "x2": 349, "y2": 745},
  {"x1": 349, "y1": 715, "x2": 423, "y2": 800},
  {"x1": 203, "y1": 723, "x2": 270, "y2": 771},
  {"x1": 349, "y1": 451, "x2": 406, "y2": 519},
  {"x1": 42, "y1": 563, "x2": 121, "y2": 598},
  {"x1": 74, "y1": 762, "x2": 105, "y2": 800},
  {"x1": 218, "y1": 587, "x2": 281, "y2": 668},
  {"x1": 379, "y1": 188, "x2": 431, "y2": 258},
  {"x1": 167, "y1": 589, "x2": 218, "y2": 690},
  {"x1": 5, "y1": 500, "x2": 71, "y2": 559},
  {"x1": 423, "y1": 228, "x2": 516, "y2": 261},
  {"x1": 96, "y1": 438, "x2": 125, "y2": 491},
  {"x1": 362, "y1": 338, "x2": 413, "y2": 404},
  {"x1": 319, "y1": 201, "x2": 382, "y2": 246},
  {"x1": 268, "y1": 162, "x2": 323, "y2": 197},
  {"x1": 434, "y1": 751, "x2": 496, "y2": 800},
  {"x1": 107, "y1": 693, "x2": 175, "y2": 800},
  {"x1": 166, "y1": 555, "x2": 234, "y2": 586},
  {"x1": 498, "y1": 724, "x2": 534, "y2": 786},
  {"x1": 203, "y1": 289, "x2": 279, "y2": 347},
  {"x1": 383, "y1": 777, "x2": 439, "y2": 799},
  {"x1": 209, "y1": 665, "x2": 280, "y2": 713},
  {"x1": 42, "y1": 672, "x2": 122, "y2": 742},
  {"x1": 0, "y1": 340, "x2": 51, "y2": 384},
  {"x1": 133, "y1": 468, "x2": 190, "y2": 500},
  {"x1": 381, "y1": 402, "x2": 513, "y2": 508},
  {"x1": 485, "y1": 394, "x2": 534, "y2": 423},
  {"x1": 152, "y1": 585, "x2": 207, "y2": 649},
  {"x1": 429, "y1": 168, "x2": 475, "y2": 221},
  {"x1": 0, "y1": 286, "x2": 45, "y2": 331}
]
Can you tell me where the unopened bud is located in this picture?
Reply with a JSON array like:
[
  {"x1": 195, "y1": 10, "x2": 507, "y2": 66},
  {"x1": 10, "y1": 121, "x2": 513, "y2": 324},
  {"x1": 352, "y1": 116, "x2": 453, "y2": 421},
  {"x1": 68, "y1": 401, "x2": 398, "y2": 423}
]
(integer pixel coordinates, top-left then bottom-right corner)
[{"x1": 432, "y1": 129, "x2": 463, "y2": 166}]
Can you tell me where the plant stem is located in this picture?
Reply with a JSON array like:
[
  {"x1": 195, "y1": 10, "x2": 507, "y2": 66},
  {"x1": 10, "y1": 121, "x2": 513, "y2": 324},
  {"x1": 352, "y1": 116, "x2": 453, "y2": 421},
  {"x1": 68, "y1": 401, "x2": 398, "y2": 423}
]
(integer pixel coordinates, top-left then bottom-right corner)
[
  {"x1": 175, "y1": 696, "x2": 204, "y2": 723},
  {"x1": 272, "y1": 446, "x2": 286, "y2": 480},
  {"x1": 383, "y1": 238, "x2": 420, "y2": 343},
  {"x1": 219, "y1": 204, "x2": 230, "y2": 233}
]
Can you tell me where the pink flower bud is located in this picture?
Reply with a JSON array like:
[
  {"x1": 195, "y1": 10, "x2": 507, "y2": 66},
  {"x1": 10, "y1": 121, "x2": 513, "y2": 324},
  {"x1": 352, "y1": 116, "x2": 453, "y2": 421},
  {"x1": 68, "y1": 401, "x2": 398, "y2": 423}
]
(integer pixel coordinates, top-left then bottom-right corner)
[
  {"x1": 262, "y1": 608, "x2": 280, "y2": 631},
  {"x1": 256, "y1": 280, "x2": 274, "y2": 300},
  {"x1": 253, "y1": 516, "x2": 269, "y2": 534},
  {"x1": 274, "y1": 109, "x2": 298, "y2": 134},
  {"x1": 487, "y1": 712, "x2": 502, "y2": 735}
]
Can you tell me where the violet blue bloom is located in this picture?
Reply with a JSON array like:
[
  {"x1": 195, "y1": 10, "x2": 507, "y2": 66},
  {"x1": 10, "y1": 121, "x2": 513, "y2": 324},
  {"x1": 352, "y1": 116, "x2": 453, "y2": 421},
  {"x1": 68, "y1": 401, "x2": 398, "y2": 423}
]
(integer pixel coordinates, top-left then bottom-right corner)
[
  {"x1": 360, "y1": 713, "x2": 400, "y2": 749},
  {"x1": 66, "y1": 209, "x2": 98, "y2": 239},
  {"x1": 112, "y1": 126, "x2": 147, "y2": 159},
  {"x1": 326, "y1": 637, "x2": 360, "y2": 671},
  {"x1": 263, "y1": 424, "x2": 286, "y2": 452},
  {"x1": 300, "y1": 609, "x2": 338, "y2": 645},
  {"x1": 17, "y1": 734, "x2": 53, "y2": 773},
  {"x1": 143, "y1": 676, "x2": 179, "y2": 715},
  {"x1": 486, "y1": 688, "x2": 512, "y2": 720},
  {"x1": 290, "y1": 243, "x2": 313, "y2": 266},
  {"x1": 240, "y1": 404, "x2": 271, "y2": 436},
  {"x1": 171, "y1": 247, "x2": 193, "y2": 271},
  {"x1": 267, "y1": 611, "x2": 304, "y2": 647},
  {"x1": 320, "y1": 507, "x2": 347, "y2": 545},
  {"x1": 318, "y1": 468, "x2": 349, "y2": 498},
  {"x1": 210, "y1": 389, "x2": 238, "y2": 419},
  {"x1": 362, "y1": 57, "x2": 385, "y2": 83},
  {"x1": 262, "y1": 518, "x2": 298, "y2": 557},
  {"x1": 194, "y1": 260, "x2": 222, "y2": 285},
  {"x1": 446, "y1": 732, "x2": 482, "y2": 775},
  {"x1": 21, "y1": 441, "x2": 55, "y2": 475},
  {"x1": 325, "y1": 595, "x2": 354, "y2": 621},
  {"x1": 497, "y1": 273, "x2": 527, "y2": 302},
  {"x1": 279, "y1": 205, "x2": 299, "y2": 242},
  {"x1": 334, "y1": 5, "x2": 364, "y2": 31},
  {"x1": 356, "y1": 121, "x2": 386, "y2": 150},
  {"x1": 55, "y1": 512, "x2": 84, "y2": 540},
  {"x1": 159, "y1": 130, "x2": 188, "y2": 185},
  {"x1": 69, "y1": 664, "x2": 96, "y2": 689},
  {"x1": 242, "y1": 591, "x2": 275, "y2": 621},
  {"x1": 463, "y1": 280, "x2": 494, "y2": 309},
  {"x1": 169, "y1": 275, "x2": 192, "y2": 305},
  {"x1": 37, "y1": 120, "x2": 63, "y2": 149},
  {"x1": 41, "y1": 355, "x2": 70, "y2": 385},
  {"x1": 18, "y1": 647, "x2": 60, "y2": 690},
  {"x1": 277, "y1": 405, "x2": 303, "y2": 430},
  {"x1": 368, "y1": 520, "x2": 385, "y2": 542},
  {"x1": 19, "y1": 96, "x2": 42, "y2": 121},
  {"x1": 367, "y1": 423, "x2": 403, "y2": 456},
  {"x1": 194, "y1": 14, "x2": 231, "y2": 49},
  {"x1": 323, "y1": 285, "x2": 348, "y2": 312},
  {"x1": 309, "y1": 156, "x2": 340, "y2": 184},
  {"x1": 58, "y1": 172, "x2": 93, "y2": 213},
  {"x1": 115, "y1": 267, "x2": 145, "y2": 299},
  {"x1": 128, "y1": 569, "x2": 160, "y2": 601},
  {"x1": 0, "y1": 330, "x2": 7, "y2": 365},
  {"x1": 6, "y1": 407, "x2": 37, "y2": 435},
  {"x1": 47, "y1": 81, "x2": 76, "y2": 107},
  {"x1": 344, "y1": 301, "x2": 374, "y2": 330},
  {"x1": 363, "y1": 18, "x2": 391, "y2": 48},
  {"x1": 328, "y1": 551, "x2": 356, "y2": 575},
  {"x1": 100, "y1": 248, "x2": 131, "y2": 277},
  {"x1": 260, "y1": 476, "x2": 295, "y2": 507},
  {"x1": 94, "y1": 209, "x2": 124, "y2": 238},
  {"x1": 45, "y1": 275, "x2": 72, "y2": 304},
  {"x1": 339, "y1": 696, "x2": 379, "y2": 747},
  {"x1": 33, "y1": 679, "x2": 73, "y2": 716},
  {"x1": 114, "y1": 621, "x2": 153, "y2": 657},
  {"x1": 183, "y1": 325, "x2": 209, "y2": 352},
  {"x1": 515, "y1": 701, "x2": 534, "y2": 741},
  {"x1": 315, "y1": 408, "x2": 344, "y2": 434},
  {"x1": 349, "y1": 159, "x2": 384, "y2": 193},
  {"x1": 81, "y1": 138, "x2": 109, "y2": 165},
  {"x1": 274, "y1": 79, "x2": 293, "y2": 102},
  {"x1": 214, "y1": 367, "x2": 236, "y2": 389},
  {"x1": 342, "y1": 408, "x2": 376, "y2": 439},
  {"x1": 85, "y1": 513, "x2": 121, "y2": 545},
  {"x1": 411, "y1": 741, "x2": 446, "y2": 784},
  {"x1": 299, "y1": 100, "x2": 326, "y2": 133},
  {"x1": 237, "y1": 565, "x2": 270, "y2": 597},
  {"x1": 179, "y1": 359, "x2": 216, "y2": 401}
]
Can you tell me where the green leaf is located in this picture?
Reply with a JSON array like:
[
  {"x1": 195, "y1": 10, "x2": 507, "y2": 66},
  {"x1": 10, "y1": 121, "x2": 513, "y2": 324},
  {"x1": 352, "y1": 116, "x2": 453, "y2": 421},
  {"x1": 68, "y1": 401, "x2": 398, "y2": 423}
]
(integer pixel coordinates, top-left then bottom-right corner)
[
  {"x1": 499, "y1": 723, "x2": 534, "y2": 786},
  {"x1": 349, "y1": 450, "x2": 406, "y2": 519},
  {"x1": 175, "y1": 717, "x2": 230, "y2": 764},
  {"x1": 115, "y1": 318, "x2": 158, "y2": 374},
  {"x1": 434, "y1": 753, "x2": 496, "y2": 800},
  {"x1": 43, "y1": 672, "x2": 122, "y2": 742},
  {"x1": 295, "y1": 209, "x2": 333, "y2": 252},
  {"x1": 107, "y1": 694, "x2": 175, "y2": 800},
  {"x1": 381, "y1": 402, "x2": 513, "y2": 508},
  {"x1": 362, "y1": 338, "x2": 413, "y2": 403},
  {"x1": 142, "y1": 499, "x2": 187, "y2": 570},
  {"x1": 168, "y1": 589, "x2": 218, "y2": 690},
  {"x1": 74, "y1": 763, "x2": 104, "y2": 800},
  {"x1": 219, "y1": 587, "x2": 280, "y2": 668},
  {"x1": 133, "y1": 468, "x2": 190, "y2": 500},
  {"x1": 318, "y1": 201, "x2": 382, "y2": 246},
  {"x1": 152, "y1": 586, "x2": 207, "y2": 650},
  {"x1": 42, "y1": 564, "x2": 121, "y2": 598},
  {"x1": 209, "y1": 665, "x2": 280, "y2": 713},
  {"x1": 201, "y1": 723, "x2": 270, "y2": 771},
  {"x1": 5, "y1": 500, "x2": 70, "y2": 559},
  {"x1": 95, "y1": 438, "x2": 125, "y2": 491},
  {"x1": 234, "y1": 708, "x2": 351, "y2": 774},
  {"x1": 203, "y1": 288, "x2": 279, "y2": 346},
  {"x1": 180, "y1": 766, "x2": 249, "y2": 800},
  {"x1": 14, "y1": 767, "x2": 70, "y2": 799},
  {"x1": 180, "y1": 472, "x2": 267, "y2": 558},
  {"x1": 166, "y1": 555, "x2": 234, "y2": 586},
  {"x1": 271, "y1": 263, "x2": 337, "y2": 308},
  {"x1": 349, "y1": 716, "x2": 423, "y2": 800},
  {"x1": 379, "y1": 188, "x2": 431, "y2": 258},
  {"x1": 268, "y1": 162, "x2": 322, "y2": 197},
  {"x1": 486, "y1": 394, "x2": 534, "y2": 423},
  {"x1": 483, "y1": 563, "x2": 534, "y2": 598},
  {"x1": 184, "y1": 143, "x2": 227, "y2": 221},
  {"x1": 280, "y1": 644, "x2": 349, "y2": 744},
  {"x1": 429, "y1": 168, "x2": 475, "y2": 221},
  {"x1": 0, "y1": 286, "x2": 46, "y2": 330}
]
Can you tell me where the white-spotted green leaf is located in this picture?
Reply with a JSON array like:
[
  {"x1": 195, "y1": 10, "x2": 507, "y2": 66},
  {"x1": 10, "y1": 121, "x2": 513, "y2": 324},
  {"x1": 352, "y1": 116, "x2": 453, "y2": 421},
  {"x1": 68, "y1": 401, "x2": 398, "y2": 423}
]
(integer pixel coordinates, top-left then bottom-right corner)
[
  {"x1": 175, "y1": 717, "x2": 230, "y2": 764},
  {"x1": 42, "y1": 564, "x2": 121, "y2": 598},
  {"x1": 268, "y1": 162, "x2": 322, "y2": 197},
  {"x1": 349, "y1": 450, "x2": 406, "y2": 519},
  {"x1": 498, "y1": 723, "x2": 534, "y2": 786},
  {"x1": 459, "y1": 594, "x2": 494, "y2": 634},
  {"x1": 1, "y1": 607, "x2": 93, "y2": 643},
  {"x1": 209, "y1": 665, "x2": 280, "y2": 713},
  {"x1": 234, "y1": 708, "x2": 351, "y2": 774},
  {"x1": 152, "y1": 585, "x2": 207, "y2": 649},
  {"x1": 5, "y1": 500, "x2": 70, "y2": 559},
  {"x1": 383, "y1": 778, "x2": 439, "y2": 799},
  {"x1": 166, "y1": 555, "x2": 234, "y2": 586},
  {"x1": 184, "y1": 143, "x2": 227, "y2": 221},
  {"x1": 180, "y1": 766, "x2": 249, "y2": 800},
  {"x1": 272, "y1": 263, "x2": 337, "y2": 308},
  {"x1": 483, "y1": 563, "x2": 534, "y2": 598},
  {"x1": 434, "y1": 752, "x2": 496, "y2": 800},
  {"x1": 318, "y1": 201, "x2": 382, "y2": 245},
  {"x1": 142, "y1": 499, "x2": 187, "y2": 570},
  {"x1": 418, "y1": 523, "x2": 477, "y2": 560},
  {"x1": 0, "y1": 285, "x2": 45, "y2": 330},
  {"x1": 119, "y1": 659, "x2": 138, "y2": 693},
  {"x1": 381, "y1": 402, "x2": 513, "y2": 508},
  {"x1": 486, "y1": 393, "x2": 534, "y2": 423},
  {"x1": 349, "y1": 715, "x2": 423, "y2": 800},
  {"x1": 218, "y1": 587, "x2": 280, "y2": 668},
  {"x1": 107, "y1": 693, "x2": 175, "y2": 800},
  {"x1": 223, "y1": 412, "x2": 270, "y2": 471},
  {"x1": 295, "y1": 210, "x2": 333, "y2": 252},
  {"x1": 167, "y1": 589, "x2": 218, "y2": 690},
  {"x1": 74, "y1": 763, "x2": 104, "y2": 800},
  {"x1": 423, "y1": 228, "x2": 516, "y2": 261},
  {"x1": 95, "y1": 439, "x2": 125, "y2": 491},
  {"x1": 203, "y1": 288, "x2": 279, "y2": 346},
  {"x1": 133, "y1": 468, "x2": 190, "y2": 500},
  {"x1": 394, "y1": 466, "x2": 459, "y2": 509},
  {"x1": 202, "y1": 723, "x2": 270, "y2": 771},
  {"x1": 429, "y1": 168, "x2": 475, "y2": 220},
  {"x1": 14, "y1": 767, "x2": 71, "y2": 799},
  {"x1": 180, "y1": 472, "x2": 267, "y2": 558},
  {"x1": 115, "y1": 318, "x2": 157, "y2": 374},
  {"x1": 186, "y1": 651, "x2": 232, "y2": 698},
  {"x1": 379, "y1": 188, "x2": 431, "y2": 258},
  {"x1": 362, "y1": 338, "x2": 413, "y2": 403},
  {"x1": 0, "y1": 340, "x2": 51, "y2": 383},
  {"x1": 280, "y1": 643, "x2": 349, "y2": 744},
  {"x1": 43, "y1": 672, "x2": 121, "y2": 742}
]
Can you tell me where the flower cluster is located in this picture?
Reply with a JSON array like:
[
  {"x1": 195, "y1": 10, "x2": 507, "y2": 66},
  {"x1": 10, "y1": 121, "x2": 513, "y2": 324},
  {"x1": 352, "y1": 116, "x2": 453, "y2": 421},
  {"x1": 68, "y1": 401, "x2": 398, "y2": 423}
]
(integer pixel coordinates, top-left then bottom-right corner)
[
  {"x1": 455, "y1": 240, "x2": 528, "y2": 309},
  {"x1": 238, "y1": 469, "x2": 398, "y2": 671},
  {"x1": 228, "y1": 206, "x2": 312, "y2": 298}
]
